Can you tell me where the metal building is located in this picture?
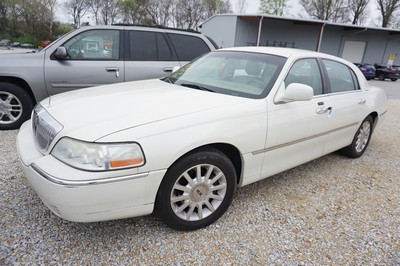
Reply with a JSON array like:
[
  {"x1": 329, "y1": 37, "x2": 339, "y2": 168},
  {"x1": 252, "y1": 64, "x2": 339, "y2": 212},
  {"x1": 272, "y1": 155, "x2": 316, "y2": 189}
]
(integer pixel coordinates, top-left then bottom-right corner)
[{"x1": 200, "y1": 14, "x2": 400, "y2": 65}]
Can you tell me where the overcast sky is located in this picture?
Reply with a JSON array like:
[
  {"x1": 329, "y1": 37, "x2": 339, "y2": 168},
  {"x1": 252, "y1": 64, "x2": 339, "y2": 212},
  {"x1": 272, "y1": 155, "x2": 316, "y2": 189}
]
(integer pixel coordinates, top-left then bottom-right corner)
[{"x1": 56, "y1": 0, "x2": 381, "y2": 27}]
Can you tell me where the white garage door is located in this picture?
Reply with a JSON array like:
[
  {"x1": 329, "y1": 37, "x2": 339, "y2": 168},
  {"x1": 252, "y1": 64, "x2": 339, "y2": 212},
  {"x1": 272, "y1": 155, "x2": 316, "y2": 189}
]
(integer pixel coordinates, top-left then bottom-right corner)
[{"x1": 341, "y1": 41, "x2": 366, "y2": 63}]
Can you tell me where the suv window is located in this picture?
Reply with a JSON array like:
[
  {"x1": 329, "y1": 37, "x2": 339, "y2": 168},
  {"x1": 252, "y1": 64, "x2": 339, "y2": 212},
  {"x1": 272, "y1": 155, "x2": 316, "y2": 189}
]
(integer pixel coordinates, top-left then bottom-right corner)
[
  {"x1": 63, "y1": 30, "x2": 120, "y2": 60},
  {"x1": 129, "y1": 31, "x2": 175, "y2": 61},
  {"x1": 168, "y1": 33, "x2": 211, "y2": 61},
  {"x1": 322, "y1": 59, "x2": 358, "y2": 93},
  {"x1": 285, "y1": 58, "x2": 323, "y2": 95}
]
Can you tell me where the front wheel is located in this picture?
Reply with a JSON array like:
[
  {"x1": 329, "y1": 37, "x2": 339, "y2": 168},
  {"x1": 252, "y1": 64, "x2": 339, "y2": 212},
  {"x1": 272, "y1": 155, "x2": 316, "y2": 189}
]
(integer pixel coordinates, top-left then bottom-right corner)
[
  {"x1": 340, "y1": 116, "x2": 373, "y2": 158},
  {"x1": 0, "y1": 82, "x2": 34, "y2": 130},
  {"x1": 156, "y1": 147, "x2": 237, "y2": 231},
  {"x1": 378, "y1": 74, "x2": 385, "y2": 81},
  {"x1": 391, "y1": 78, "x2": 397, "y2": 82}
]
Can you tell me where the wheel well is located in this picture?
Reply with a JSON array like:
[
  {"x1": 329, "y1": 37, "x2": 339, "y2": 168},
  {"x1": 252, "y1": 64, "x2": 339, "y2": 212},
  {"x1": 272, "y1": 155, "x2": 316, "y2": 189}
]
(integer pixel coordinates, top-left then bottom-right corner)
[
  {"x1": 182, "y1": 143, "x2": 243, "y2": 185},
  {"x1": 369, "y1": 112, "x2": 379, "y2": 130},
  {"x1": 0, "y1": 77, "x2": 36, "y2": 105}
]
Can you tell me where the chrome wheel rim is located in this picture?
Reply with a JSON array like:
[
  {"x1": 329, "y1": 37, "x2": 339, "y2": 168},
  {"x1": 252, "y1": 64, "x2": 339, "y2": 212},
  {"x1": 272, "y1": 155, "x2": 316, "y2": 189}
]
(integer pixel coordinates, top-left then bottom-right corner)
[
  {"x1": 0, "y1": 91, "x2": 23, "y2": 124},
  {"x1": 355, "y1": 121, "x2": 371, "y2": 153},
  {"x1": 170, "y1": 164, "x2": 227, "y2": 221}
]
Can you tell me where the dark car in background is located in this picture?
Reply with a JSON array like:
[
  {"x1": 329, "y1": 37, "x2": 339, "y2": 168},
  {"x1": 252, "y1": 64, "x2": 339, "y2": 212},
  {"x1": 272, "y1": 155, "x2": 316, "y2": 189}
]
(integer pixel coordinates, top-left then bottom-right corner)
[
  {"x1": 354, "y1": 63, "x2": 375, "y2": 80},
  {"x1": 374, "y1": 64, "x2": 400, "y2": 81}
]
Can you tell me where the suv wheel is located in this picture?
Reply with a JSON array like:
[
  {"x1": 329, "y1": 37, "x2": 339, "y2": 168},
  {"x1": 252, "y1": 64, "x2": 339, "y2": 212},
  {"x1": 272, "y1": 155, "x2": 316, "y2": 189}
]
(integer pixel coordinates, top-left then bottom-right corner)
[{"x1": 0, "y1": 82, "x2": 34, "y2": 130}]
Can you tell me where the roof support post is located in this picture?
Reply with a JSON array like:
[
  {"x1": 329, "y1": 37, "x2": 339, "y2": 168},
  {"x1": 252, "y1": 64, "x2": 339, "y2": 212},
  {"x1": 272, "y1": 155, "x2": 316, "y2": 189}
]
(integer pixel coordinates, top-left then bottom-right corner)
[
  {"x1": 316, "y1": 23, "x2": 325, "y2": 52},
  {"x1": 256, "y1": 16, "x2": 263, "y2": 46}
]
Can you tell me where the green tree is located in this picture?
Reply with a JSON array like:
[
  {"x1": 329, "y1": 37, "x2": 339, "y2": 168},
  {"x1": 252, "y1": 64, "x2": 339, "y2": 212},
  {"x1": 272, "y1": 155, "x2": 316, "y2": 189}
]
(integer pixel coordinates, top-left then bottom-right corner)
[{"x1": 259, "y1": 0, "x2": 288, "y2": 15}]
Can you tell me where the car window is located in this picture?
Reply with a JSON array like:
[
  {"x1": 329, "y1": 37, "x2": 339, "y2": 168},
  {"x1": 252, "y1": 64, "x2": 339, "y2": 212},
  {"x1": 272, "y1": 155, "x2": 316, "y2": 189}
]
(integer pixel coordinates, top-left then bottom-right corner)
[
  {"x1": 63, "y1": 30, "x2": 120, "y2": 60},
  {"x1": 168, "y1": 33, "x2": 211, "y2": 61},
  {"x1": 323, "y1": 59, "x2": 359, "y2": 93},
  {"x1": 169, "y1": 51, "x2": 286, "y2": 99},
  {"x1": 285, "y1": 58, "x2": 323, "y2": 95},
  {"x1": 129, "y1": 31, "x2": 175, "y2": 61}
]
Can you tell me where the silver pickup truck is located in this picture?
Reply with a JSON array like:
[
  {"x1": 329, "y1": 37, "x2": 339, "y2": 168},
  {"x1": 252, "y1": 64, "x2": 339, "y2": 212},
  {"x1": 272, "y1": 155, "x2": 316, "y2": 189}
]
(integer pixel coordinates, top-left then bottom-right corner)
[{"x1": 0, "y1": 25, "x2": 217, "y2": 130}]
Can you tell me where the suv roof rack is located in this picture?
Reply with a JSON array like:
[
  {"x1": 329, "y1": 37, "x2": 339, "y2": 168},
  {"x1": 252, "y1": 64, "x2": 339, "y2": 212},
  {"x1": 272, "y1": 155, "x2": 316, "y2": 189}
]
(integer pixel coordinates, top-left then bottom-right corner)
[{"x1": 111, "y1": 24, "x2": 200, "y2": 34}]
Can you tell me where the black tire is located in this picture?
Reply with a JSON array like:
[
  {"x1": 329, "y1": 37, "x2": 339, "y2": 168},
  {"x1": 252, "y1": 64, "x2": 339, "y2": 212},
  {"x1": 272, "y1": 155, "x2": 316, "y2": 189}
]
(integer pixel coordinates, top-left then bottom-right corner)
[
  {"x1": 378, "y1": 74, "x2": 385, "y2": 81},
  {"x1": 0, "y1": 82, "x2": 34, "y2": 130},
  {"x1": 391, "y1": 78, "x2": 397, "y2": 82},
  {"x1": 340, "y1": 116, "x2": 373, "y2": 158},
  {"x1": 156, "y1": 147, "x2": 236, "y2": 231}
]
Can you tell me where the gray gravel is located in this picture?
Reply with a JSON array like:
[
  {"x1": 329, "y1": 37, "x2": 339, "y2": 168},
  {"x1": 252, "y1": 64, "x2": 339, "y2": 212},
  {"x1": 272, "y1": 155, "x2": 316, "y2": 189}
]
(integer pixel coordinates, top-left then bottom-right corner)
[{"x1": 1, "y1": 100, "x2": 399, "y2": 265}]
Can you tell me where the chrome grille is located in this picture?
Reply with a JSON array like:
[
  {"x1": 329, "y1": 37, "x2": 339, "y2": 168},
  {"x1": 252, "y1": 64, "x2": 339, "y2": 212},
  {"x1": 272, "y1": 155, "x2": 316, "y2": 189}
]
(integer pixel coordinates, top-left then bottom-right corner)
[{"x1": 32, "y1": 104, "x2": 63, "y2": 152}]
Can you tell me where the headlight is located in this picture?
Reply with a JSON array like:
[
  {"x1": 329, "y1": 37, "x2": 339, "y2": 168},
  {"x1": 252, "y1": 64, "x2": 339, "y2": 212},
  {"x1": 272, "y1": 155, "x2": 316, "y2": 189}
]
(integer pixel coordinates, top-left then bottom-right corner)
[{"x1": 52, "y1": 138, "x2": 145, "y2": 171}]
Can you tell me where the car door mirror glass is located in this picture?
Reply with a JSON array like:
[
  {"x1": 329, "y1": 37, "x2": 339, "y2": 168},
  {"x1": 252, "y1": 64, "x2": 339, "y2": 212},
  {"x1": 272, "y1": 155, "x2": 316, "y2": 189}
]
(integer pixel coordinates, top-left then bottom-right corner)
[{"x1": 54, "y1": 47, "x2": 68, "y2": 59}]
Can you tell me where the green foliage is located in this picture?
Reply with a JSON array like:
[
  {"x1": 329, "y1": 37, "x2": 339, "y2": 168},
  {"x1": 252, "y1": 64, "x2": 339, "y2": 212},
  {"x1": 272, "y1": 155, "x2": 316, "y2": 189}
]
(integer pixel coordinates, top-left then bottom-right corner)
[{"x1": 259, "y1": 0, "x2": 288, "y2": 15}]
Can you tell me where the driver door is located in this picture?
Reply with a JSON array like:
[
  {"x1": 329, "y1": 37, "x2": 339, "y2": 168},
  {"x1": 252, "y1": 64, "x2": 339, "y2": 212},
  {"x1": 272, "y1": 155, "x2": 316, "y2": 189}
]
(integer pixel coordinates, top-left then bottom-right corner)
[
  {"x1": 44, "y1": 29, "x2": 124, "y2": 95},
  {"x1": 261, "y1": 58, "x2": 331, "y2": 178}
]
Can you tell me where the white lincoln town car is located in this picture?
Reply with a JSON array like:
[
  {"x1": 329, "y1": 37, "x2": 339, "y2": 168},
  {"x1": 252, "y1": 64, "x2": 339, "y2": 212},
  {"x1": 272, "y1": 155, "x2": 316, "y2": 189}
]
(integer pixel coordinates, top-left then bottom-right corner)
[{"x1": 17, "y1": 47, "x2": 388, "y2": 231}]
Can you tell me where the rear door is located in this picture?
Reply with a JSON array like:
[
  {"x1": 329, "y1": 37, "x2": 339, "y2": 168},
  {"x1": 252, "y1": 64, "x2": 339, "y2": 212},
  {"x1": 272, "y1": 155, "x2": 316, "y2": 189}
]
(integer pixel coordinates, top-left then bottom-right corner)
[
  {"x1": 319, "y1": 59, "x2": 369, "y2": 154},
  {"x1": 44, "y1": 29, "x2": 124, "y2": 94},
  {"x1": 124, "y1": 29, "x2": 180, "y2": 81}
]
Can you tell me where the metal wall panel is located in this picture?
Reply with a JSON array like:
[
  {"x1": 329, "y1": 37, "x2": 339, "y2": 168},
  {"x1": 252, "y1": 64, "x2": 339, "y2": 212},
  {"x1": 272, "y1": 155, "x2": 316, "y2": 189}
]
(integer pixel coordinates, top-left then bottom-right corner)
[
  {"x1": 234, "y1": 18, "x2": 260, "y2": 46},
  {"x1": 201, "y1": 15, "x2": 238, "y2": 48},
  {"x1": 201, "y1": 15, "x2": 400, "y2": 65},
  {"x1": 259, "y1": 19, "x2": 321, "y2": 50}
]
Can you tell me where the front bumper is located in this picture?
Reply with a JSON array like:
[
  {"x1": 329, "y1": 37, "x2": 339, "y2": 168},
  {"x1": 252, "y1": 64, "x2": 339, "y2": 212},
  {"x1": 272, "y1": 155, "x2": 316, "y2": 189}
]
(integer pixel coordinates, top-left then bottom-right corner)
[{"x1": 17, "y1": 121, "x2": 166, "y2": 222}]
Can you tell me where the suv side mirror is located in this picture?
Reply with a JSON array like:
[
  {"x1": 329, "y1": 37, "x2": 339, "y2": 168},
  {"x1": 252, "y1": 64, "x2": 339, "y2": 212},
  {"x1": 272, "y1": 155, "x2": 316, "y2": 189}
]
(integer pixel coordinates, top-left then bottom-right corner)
[
  {"x1": 54, "y1": 47, "x2": 68, "y2": 59},
  {"x1": 275, "y1": 83, "x2": 313, "y2": 103}
]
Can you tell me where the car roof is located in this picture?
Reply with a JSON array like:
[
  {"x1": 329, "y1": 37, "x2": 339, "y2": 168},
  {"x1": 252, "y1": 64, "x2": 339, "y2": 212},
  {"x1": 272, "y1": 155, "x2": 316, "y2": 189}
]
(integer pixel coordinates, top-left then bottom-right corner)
[{"x1": 220, "y1": 46, "x2": 332, "y2": 59}]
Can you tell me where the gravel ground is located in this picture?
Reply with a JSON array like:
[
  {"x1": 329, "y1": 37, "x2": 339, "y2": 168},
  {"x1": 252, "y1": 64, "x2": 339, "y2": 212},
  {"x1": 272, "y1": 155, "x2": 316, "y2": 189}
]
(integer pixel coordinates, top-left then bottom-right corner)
[{"x1": 1, "y1": 100, "x2": 399, "y2": 265}]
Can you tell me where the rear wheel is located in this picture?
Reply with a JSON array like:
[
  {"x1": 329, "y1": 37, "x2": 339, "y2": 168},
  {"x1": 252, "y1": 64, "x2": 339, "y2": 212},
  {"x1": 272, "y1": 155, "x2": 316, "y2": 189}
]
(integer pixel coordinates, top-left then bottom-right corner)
[
  {"x1": 0, "y1": 82, "x2": 34, "y2": 130},
  {"x1": 391, "y1": 78, "x2": 397, "y2": 82},
  {"x1": 156, "y1": 147, "x2": 236, "y2": 231},
  {"x1": 378, "y1": 74, "x2": 385, "y2": 81},
  {"x1": 340, "y1": 116, "x2": 373, "y2": 158}
]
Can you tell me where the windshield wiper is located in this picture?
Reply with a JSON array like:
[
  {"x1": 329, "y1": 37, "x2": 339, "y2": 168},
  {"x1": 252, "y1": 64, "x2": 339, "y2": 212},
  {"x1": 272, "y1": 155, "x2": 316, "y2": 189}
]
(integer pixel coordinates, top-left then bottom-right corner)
[{"x1": 181, "y1": 83, "x2": 215, "y2": 92}]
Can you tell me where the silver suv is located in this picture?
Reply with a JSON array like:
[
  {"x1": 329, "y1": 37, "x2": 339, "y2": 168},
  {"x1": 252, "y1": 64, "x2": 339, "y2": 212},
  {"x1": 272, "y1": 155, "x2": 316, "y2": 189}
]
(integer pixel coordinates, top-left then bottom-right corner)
[{"x1": 0, "y1": 25, "x2": 217, "y2": 130}]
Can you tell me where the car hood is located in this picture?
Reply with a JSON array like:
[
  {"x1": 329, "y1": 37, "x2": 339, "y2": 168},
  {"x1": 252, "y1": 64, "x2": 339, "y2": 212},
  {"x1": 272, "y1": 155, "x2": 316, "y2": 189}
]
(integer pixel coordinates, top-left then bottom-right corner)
[
  {"x1": 42, "y1": 79, "x2": 250, "y2": 141},
  {"x1": 0, "y1": 51, "x2": 44, "y2": 68}
]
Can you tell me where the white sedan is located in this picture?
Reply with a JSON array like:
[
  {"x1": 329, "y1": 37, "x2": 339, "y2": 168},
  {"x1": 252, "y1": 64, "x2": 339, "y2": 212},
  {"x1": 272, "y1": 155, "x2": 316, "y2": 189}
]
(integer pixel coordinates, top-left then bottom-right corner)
[{"x1": 17, "y1": 47, "x2": 388, "y2": 231}]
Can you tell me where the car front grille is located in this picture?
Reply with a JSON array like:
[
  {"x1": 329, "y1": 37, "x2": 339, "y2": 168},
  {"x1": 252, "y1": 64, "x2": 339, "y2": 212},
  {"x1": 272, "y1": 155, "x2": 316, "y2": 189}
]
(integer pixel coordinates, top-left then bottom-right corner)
[{"x1": 32, "y1": 104, "x2": 63, "y2": 152}]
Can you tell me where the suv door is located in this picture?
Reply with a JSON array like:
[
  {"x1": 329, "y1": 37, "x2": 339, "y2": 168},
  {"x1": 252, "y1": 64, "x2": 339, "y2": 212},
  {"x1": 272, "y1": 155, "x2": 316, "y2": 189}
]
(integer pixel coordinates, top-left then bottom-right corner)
[
  {"x1": 124, "y1": 30, "x2": 180, "y2": 81},
  {"x1": 44, "y1": 29, "x2": 124, "y2": 94},
  {"x1": 167, "y1": 33, "x2": 213, "y2": 64}
]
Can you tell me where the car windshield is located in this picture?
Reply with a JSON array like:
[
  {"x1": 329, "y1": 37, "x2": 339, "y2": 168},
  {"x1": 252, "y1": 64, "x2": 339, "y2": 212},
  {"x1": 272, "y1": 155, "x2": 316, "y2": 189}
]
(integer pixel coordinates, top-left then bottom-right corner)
[{"x1": 166, "y1": 51, "x2": 286, "y2": 99}]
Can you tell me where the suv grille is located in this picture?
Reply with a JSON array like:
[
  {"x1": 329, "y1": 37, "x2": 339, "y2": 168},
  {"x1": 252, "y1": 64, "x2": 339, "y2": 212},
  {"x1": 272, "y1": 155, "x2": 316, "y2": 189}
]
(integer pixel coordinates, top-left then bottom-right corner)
[{"x1": 32, "y1": 104, "x2": 63, "y2": 152}]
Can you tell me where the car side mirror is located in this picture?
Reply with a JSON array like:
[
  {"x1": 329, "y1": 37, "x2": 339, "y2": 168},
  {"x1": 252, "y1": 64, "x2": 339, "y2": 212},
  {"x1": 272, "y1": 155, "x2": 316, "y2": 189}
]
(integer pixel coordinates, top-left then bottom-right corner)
[
  {"x1": 275, "y1": 83, "x2": 314, "y2": 103},
  {"x1": 54, "y1": 47, "x2": 68, "y2": 59}
]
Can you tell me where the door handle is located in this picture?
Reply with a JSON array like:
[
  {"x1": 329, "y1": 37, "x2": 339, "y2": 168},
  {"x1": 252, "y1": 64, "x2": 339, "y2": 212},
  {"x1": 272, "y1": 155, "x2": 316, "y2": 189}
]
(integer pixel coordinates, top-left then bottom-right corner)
[
  {"x1": 163, "y1": 67, "x2": 174, "y2": 73},
  {"x1": 106, "y1": 67, "x2": 120, "y2": 78},
  {"x1": 358, "y1": 99, "x2": 366, "y2": 104},
  {"x1": 316, "y1": 106, "x2": 332, "y2": 114}
]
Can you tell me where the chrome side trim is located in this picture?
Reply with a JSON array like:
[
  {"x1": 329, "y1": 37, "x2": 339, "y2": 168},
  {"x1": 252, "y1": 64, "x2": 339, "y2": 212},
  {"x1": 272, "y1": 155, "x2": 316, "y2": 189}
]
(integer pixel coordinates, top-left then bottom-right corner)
[
  {"x1": 252, "y1": 122, "x2": 359, "y2": 155},
  {"x1": 31, "y1": 164, "x2": 149, "y2": 187}
]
